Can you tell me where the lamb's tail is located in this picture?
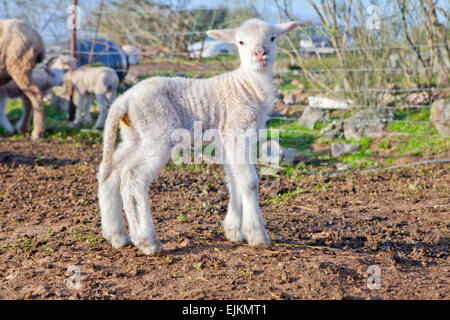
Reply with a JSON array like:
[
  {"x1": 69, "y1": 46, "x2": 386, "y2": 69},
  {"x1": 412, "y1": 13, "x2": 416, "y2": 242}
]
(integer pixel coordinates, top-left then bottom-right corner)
[{"x1": 99, "y1": 95, "x2": 128, "y2": 183}]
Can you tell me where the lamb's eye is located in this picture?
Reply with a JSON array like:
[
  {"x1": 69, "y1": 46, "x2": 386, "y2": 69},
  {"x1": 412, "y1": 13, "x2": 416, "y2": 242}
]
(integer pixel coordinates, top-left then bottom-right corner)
[
  {"x1": 271, "y1": 36, "x2": 276, "y2": 42},
  {"x1": 238, "y1": 41, "x2": 244, "y2": 46}
]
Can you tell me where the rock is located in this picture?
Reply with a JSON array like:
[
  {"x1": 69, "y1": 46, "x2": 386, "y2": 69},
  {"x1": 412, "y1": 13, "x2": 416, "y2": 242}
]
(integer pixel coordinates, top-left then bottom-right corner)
[
  {"x1": 387, "y1": 83, "x2": 401, "y2": 91},
  {"x1": 308, "y1": 96, "x2": 351, "y2": 110},
  {"x1": 291, "y1": 79, "x2": 303, "y2": 88},
  {"x1": 320, "y1": 120, "x2": 343, "y2": 138},
  {"x1": 406, "y1": 91, "x2": 429, "y2": 105},
  {"x1": 331, "y1": 142, "x2": 359, "y2": 158},
  {"x1": 298, "y1": 106, "x2": 325, "y2": 130},
  {"x1": 283, "y1": 94, "x2": 296, "y2": 106},
  {"x1": 343, "y1": 108, "x2": 393, "y2": 140},
  {"x1": 381, "y1": 92, "x2": 397, "y2": 105},
  {"x1": 430, "y1": 99, "x2": 450, "y2": 136},
  {"x1": 281, "y1": 147, "x2": 297, "y2": 164},
  {"x1": 335, "y1": 163, "x2": 349, "y2": 171}
]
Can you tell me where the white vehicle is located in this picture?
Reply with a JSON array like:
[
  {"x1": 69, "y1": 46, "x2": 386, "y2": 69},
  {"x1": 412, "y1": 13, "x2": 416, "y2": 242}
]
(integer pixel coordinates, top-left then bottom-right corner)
[
  {"x1": 187, "y1": 37, "x2": 237, "y2": 58},
  {"x1": 299, "y1": 35, "x2": 334, "y2": 56}
]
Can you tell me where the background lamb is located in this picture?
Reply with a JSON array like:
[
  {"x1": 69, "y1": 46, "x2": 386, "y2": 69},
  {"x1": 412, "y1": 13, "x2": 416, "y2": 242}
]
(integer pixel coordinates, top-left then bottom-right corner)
[
  {"x1": 0, "y1": 19, "x2": 46, "y2": 140},
  {"x1": 0, "y1": 57, "x2": 66, "y2": 133},
  {"x1": 98, "y1": 18, "x2": 298, "y2": 255},
  {"x1": 62, "y1": 58, "x2": 119, "y2": 130}
]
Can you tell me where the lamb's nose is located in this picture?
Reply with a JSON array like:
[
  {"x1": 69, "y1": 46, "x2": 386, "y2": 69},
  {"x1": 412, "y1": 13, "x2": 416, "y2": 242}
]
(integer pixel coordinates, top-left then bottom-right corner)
[{"x1": 254, "y1": 49, "x2": 267, "y2": 59}]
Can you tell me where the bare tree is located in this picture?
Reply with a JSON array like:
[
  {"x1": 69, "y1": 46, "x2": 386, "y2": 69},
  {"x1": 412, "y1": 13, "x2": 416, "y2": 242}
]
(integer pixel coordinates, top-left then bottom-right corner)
[{"x1": 273, "y1": 0, "x2": 448, "y2": 107}]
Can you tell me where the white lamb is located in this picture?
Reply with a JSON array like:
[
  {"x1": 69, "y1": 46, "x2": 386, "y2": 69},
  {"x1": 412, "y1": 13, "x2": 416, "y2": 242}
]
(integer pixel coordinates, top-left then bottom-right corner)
[
  {"x1": 0, "y1": 57, "x2": 65, "y2": 133},
  {"x1": 62, "y1": 58, "x2": 119, "y2": 130},
  {"x1": 98, "y1": 19, "x2": 298, "y2": 254}
]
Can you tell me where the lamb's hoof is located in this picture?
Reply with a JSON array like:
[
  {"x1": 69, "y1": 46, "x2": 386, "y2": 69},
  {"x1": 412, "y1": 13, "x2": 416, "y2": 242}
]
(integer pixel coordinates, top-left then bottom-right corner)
[
  {"x1": 31, "y1": 131, "x2": 42, "y2": 141},
  {"x1": 103, "y1": 231, "x2": 130, "y2": 249},
  {"x1": 244, "y1": 228, "x2": 271, "y2": 248},
  {"x1": 3, "y1": 125, "x2": 15, "y2": 134},
  {"x1": 224, "y1": 227, "x2": 245, "y2": 243},
  {"x1": 15, "y1": 122, "x2": 27, "y2": 133},
  {"x1": 135, "y1": 238, "x2": 163, "y2": 255}
]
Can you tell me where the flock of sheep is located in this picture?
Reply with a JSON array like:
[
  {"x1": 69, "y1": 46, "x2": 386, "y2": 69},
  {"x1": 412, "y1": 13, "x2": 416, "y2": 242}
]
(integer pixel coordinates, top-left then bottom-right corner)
[
  {"x1": 1, "y1": 17, "x2": 299, "y2": 255},
  {"x1": 0, "y1": 19, "x2": 120, "y2": 137}
]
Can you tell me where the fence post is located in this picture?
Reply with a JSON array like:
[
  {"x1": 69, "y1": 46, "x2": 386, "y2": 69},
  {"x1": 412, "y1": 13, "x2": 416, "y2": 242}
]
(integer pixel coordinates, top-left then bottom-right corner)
[{"x1": 68, "y1": 0, "x2": 78, "y2": 121}]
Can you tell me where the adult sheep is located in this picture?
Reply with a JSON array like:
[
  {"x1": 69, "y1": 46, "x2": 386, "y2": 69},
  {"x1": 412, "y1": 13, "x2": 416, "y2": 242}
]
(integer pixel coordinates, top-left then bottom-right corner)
[{"x1": 0, "y1": 19, "x2": 46, "y2": 140}]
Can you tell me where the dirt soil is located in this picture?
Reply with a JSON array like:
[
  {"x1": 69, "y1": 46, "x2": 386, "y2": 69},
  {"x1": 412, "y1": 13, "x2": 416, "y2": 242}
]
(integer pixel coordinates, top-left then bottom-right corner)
[{"x1": 0, "y1": 138, "x2": 448, "y2": 300}]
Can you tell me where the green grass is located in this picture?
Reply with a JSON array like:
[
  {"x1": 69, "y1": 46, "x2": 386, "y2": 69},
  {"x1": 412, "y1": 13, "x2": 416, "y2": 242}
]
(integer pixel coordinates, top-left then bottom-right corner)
[
  {"x1": 1, "y1": 99, "x2": 103, "y2": 145},
  {"x1": 266, "y1": 119, "x2": 316, "y2": 151},
  {"x1": 266, "y1": 106, "x2": 448, "y2": 172},
  {"x1": 383, "y1": 108, "x2": 448, "y2": 156},
  {"x1": 267, "y1": 186, "x2": 310, "y2": 204}
]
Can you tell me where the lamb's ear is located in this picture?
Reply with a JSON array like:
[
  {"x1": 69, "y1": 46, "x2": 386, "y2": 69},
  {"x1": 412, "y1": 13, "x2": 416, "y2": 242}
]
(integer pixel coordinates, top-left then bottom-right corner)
[
  {"x1": 62, "y1": 57, "x2": 77, "y2": 69},
  {"x1": 206, "y1": 28, "x2": 238, "y2": 44},
  {"x1": 274, "y1": 21, "x2": 298, "y2": 37}
]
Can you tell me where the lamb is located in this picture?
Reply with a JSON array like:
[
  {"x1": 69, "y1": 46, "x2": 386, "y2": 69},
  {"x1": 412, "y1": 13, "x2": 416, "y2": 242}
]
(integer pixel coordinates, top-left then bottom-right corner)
[
  {"x1": 62, "y1": 59, "x2": 119, "y2": 130},
  {"x1": 97, "y1": 19, "x2": 298, "y2": 254},
  {"x1": 0, "y1": 57, "x2": 66, "y2": 133},
  {"x1": 0, "y1": 19, "x2": 46, "y2": 140}
]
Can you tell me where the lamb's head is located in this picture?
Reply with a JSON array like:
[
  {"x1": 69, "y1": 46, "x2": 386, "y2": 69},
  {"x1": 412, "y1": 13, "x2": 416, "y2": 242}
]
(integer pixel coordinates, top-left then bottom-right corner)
[
  {"x1": 42, "y1": 56, "x2": 69, "y2": 86},
  {"x1": 43, "y1": 67, "x2": 64, "y2": 86},
  {"x1": 49, "y1": 55, "x2": 77, "y2": 72},
  {"x1": 207, "y1": 19, "x2": 298, "y2": 72}
]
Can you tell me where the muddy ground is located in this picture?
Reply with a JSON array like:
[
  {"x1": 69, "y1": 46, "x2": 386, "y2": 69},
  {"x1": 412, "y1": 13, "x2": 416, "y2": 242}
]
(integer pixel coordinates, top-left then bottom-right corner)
[{"x1": 0, "y1": 138, "x2": 448, "y2": 300}]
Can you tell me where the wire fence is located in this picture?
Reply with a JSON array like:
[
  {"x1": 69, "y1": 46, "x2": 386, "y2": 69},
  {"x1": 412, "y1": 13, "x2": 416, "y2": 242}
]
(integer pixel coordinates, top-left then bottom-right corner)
[{"x1": 41, "y1": 14, "x2": 450, "y2": 142}]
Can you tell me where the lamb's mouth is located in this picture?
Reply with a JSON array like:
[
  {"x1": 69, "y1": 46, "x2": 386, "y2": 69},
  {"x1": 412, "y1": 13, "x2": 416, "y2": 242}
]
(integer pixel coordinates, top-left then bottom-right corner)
[{"x1": 254, "y1": 59, "x2": 268, "y2": 67}]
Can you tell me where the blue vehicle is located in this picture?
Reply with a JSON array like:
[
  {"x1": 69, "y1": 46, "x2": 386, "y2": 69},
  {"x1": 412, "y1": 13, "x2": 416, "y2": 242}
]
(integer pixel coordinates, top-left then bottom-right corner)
[{"x1": 71, "y1": 38, "x2": 129, "y2": 81}]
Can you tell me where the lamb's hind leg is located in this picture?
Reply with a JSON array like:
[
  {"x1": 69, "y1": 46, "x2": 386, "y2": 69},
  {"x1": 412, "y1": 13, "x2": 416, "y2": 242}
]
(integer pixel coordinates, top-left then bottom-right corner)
[
  {"x1": 73, "y1": 93, "x2": 85, "y2": 127},
  {"x1": 98, "y1": 140, "x2": 137, "y2": 248},
  {"x1": 120, "y1": 139, "x2": 172, "y2": 254},
  {"x1": 83, "y1": 94, "x2": 94, "y2": 126},
  {"x1": 93, "y1": 94, "x2": 108, "y2": 130}
]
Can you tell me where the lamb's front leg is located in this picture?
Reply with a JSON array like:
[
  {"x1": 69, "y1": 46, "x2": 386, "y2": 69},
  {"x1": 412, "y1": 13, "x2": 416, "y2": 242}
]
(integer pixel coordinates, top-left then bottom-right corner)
[
  {"x1": 222, "y1": 164, "x2": 244, "y2": 242},
  {"x1": 0, "y1": 95, "x2": 14, "y2": 133},
  {"x1": 224, "y1": 144, "x2": 270, "y2": 247},
  {"x1": 83, "y1": 94, "x2": 94, "y2": 126}
]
